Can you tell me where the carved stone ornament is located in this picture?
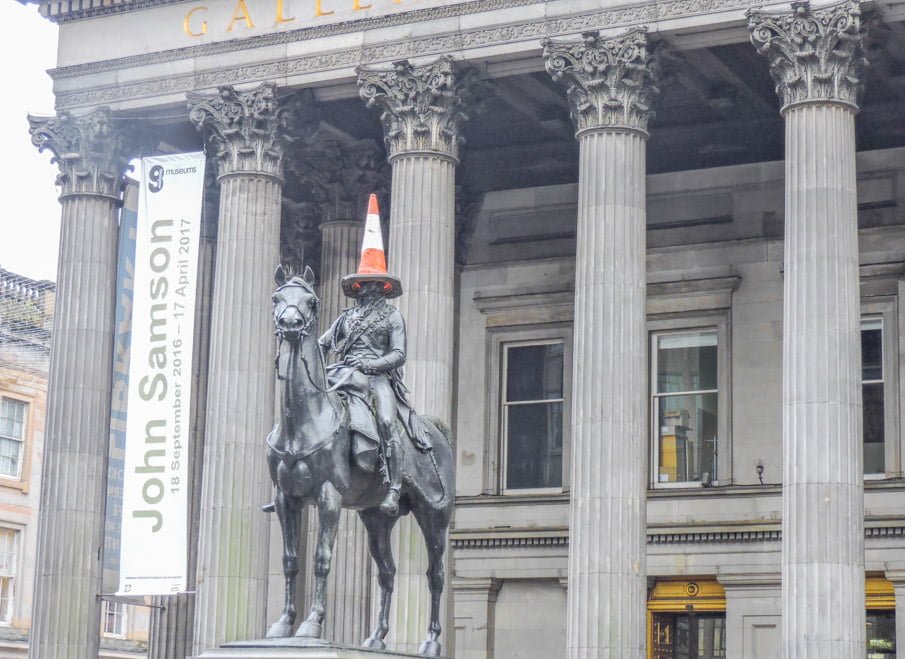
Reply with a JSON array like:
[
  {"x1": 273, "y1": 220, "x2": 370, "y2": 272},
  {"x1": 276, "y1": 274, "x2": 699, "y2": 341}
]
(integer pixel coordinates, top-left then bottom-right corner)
[
  {"x1": 747, "y1": 0, "x2": 868, "y2": 112},
  {"x1": 357, "y1": 56, "x2": 467, "y2": 162},
  {"x1": 543, "y1": 28, "x2": 659, "y2": 136},
  {"x1": 187, "y1": 83, "x2": 297, "y2": 179},
  {"x1": 28, "y1": 107, "x2": 133, "y2": 199}
]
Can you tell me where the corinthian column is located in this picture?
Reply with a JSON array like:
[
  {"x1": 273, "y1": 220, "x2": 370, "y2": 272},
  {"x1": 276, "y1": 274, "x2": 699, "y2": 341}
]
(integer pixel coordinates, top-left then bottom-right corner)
[
  {"x1": 27, "y1": 108, "x2": 132, "y2": 659},
  {"x1": 357, "y1": 56, "x2": 465, "y2": 654},
  {"x1": 544, "y1": 29, "x2": 659, "y2": 659},
  {"x1": 749, "y1": 3, "x2": 868, "y2": 657},
  {"x1": 187, "y1": 83, "x2": 289, "y2": 653}
]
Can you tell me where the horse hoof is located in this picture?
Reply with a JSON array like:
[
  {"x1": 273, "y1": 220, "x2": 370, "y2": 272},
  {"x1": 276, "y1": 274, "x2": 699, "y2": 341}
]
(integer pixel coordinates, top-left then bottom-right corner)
[
  {"x1": 362, "y1": 637, "x2": 386, "y2": 651},
  {"x1": 265, "y1": 621, "x2": 293, "y2": 638},
  {"x1": 295, "y1": 620, "x2": 322, "y2": 638},
  {"x1": 418, "y1": 639, "x2": 441, "y2": 657}
]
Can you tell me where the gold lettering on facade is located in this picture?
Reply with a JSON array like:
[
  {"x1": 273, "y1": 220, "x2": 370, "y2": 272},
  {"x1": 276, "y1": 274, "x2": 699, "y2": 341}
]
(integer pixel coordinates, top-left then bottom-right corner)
[
  {"x1": 275, "y1": 0, "x2": 295, "y2": 24},
  {"x1": 353, "y1": 0, "x2": 373, "y2": 9},
  {"x1": 226, "y1": 0, "x2": 255, "y2": 31},
  {"x1": 183, "y1": 5, "x2": 209, "y2": 37},
  {"x1": 314, "y1": 0, "x2": 334, "y2": 16}
]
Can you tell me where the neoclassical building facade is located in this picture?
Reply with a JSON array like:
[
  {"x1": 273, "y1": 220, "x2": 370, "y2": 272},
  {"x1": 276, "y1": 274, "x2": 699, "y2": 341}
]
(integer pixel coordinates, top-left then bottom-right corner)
[{"x1": 21, "y1": 0, "x2": 905, "y2": 657}]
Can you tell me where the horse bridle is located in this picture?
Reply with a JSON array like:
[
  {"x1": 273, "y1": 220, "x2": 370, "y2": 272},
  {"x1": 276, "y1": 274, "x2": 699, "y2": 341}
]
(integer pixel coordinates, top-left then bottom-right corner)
[{"x1": 273, "y1": 280, "x2": 319, "y2": 341}]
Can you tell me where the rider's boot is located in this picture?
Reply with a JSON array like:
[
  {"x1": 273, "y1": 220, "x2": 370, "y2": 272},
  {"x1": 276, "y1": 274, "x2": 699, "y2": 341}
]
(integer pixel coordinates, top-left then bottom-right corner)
[{"x1": 380, "y1": 439, "x2": 403, "y2": 516}]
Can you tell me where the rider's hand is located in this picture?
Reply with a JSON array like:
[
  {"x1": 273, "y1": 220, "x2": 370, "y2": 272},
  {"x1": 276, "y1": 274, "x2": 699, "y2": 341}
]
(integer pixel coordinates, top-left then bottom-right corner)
[{"x1": 345, "y1": 354, "x2": 364, "y2": 369}]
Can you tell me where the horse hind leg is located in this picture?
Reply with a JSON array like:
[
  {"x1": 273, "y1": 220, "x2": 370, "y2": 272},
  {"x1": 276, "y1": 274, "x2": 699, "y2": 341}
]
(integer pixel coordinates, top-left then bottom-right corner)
[
  {"x1": 412, "y1": 505, "x2": 450, "y2": 657},
  {"x1": 266, "y1": 489, "x2": 299, "y2": 638},
  {"x1": 359, "y1": 507, "x2": 398, "y2": 650}
]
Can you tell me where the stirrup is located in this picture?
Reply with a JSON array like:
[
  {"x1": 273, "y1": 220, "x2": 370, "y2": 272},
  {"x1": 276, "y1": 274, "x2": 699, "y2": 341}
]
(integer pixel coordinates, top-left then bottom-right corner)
[{"x1": 380, "y1": 488, "x2": 401, "y2": 516}]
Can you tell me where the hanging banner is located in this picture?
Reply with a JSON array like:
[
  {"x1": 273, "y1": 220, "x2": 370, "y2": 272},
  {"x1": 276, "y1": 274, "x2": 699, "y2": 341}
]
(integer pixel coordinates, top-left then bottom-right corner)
[
  {"x1": 119, "y1": 152, "x2": 205, "y2": 596},
  {"x1": 103, "y1": 179, "x2": 139, "y2": 595}
]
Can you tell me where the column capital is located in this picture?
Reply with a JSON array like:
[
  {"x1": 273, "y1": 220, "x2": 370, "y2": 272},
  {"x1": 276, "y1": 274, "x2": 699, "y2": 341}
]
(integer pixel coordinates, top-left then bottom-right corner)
[
  {"x1": 188, "y1": 83, "x2": 295, "y2": 181},
  {"x1": 356, "y1": 56, "x2": 467, "y2": 163},
  {"x1": 543, "y1": 28, "x2": 659, "y2": 137},
  {"x1": 28, "y1": 107, "x2": 133, "y2": 200},
  {"x1": 747, "y1": 0, "x2": 868, "y2": 113}
]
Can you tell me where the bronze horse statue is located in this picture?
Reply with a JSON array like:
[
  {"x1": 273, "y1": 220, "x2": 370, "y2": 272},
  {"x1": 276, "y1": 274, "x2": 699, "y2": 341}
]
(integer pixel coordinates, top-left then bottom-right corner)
[{"x1": 264, "y1": 265, "x2": 455, "y2": 657}]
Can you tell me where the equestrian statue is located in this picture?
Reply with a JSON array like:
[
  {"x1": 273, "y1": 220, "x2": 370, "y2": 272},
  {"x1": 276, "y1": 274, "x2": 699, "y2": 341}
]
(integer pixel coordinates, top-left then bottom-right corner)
[{"x1": 264, "y1": 194, "x2": 455, "y2": 657}]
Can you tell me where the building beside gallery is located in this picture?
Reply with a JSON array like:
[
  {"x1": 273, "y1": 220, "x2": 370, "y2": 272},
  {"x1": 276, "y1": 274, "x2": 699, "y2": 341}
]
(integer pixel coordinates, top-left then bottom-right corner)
[
  {"x1": 17, "y1": 0, "x2": 905, "y2": 657},
  {"x1": 0, "y1": 268, "x2": 150, "y2": 657}
]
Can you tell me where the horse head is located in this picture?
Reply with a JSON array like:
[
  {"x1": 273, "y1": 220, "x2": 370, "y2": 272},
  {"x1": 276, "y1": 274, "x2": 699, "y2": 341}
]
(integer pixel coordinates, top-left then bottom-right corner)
[{"x1": 272, "y1": 264, "x2": 319, "y2": 343}]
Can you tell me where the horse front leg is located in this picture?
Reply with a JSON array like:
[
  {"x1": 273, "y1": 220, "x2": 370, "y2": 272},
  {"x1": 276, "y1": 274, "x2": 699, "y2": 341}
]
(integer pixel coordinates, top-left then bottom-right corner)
[
  {"x1": 296, "y1": 481, "x2": 342, "y2": 638},
  {"x1": 266, "y1": 489, "x2": 299, "y2": 638}
]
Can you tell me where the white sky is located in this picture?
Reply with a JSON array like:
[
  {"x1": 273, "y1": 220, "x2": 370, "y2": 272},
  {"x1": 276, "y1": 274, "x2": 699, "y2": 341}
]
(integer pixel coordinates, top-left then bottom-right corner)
[{"x1": 0, "y1": 3, "x2": 61, "y2": 282}]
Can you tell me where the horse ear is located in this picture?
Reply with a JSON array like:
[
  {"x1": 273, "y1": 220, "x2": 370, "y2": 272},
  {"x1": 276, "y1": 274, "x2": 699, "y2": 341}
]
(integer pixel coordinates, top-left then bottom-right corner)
[
  {"x1": 274, "y1": 264, "x2": 287, "y2": 286},
  {"x1": 303, "y1": 265, "x2": 316, "y2": 287}
]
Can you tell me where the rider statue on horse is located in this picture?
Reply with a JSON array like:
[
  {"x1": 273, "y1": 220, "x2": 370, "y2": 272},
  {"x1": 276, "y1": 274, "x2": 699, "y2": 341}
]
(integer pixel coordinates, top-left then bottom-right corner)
[
  {"x1": 318, "y1": 194, "x2": 428, "y2": 516},
  {"x1": 264, "y1": 193, "x2": 453, "y2": 656}
]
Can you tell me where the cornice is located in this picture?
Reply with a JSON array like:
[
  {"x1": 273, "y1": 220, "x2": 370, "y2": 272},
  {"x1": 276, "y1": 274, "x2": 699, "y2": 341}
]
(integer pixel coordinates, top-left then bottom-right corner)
[
  {"x1": 52, "y1": 0, "x2": 769, "y2": 111},
  {"x1": 449, "y1": 522, "x2": 905, "y2": 549}
]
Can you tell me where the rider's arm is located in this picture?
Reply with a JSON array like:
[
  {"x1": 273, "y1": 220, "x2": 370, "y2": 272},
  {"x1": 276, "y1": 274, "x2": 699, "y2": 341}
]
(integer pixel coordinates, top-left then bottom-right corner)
[
  {"x1": 318, "y1": 313, "x2": 344, "y2": 352},
  {"x1": 361, "y1": 313, "x2": 406, "y2": 374}
]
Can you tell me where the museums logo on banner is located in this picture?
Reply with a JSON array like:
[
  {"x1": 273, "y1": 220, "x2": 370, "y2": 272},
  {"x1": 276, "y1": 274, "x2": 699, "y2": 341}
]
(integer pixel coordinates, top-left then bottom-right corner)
[{"x1": 119, "y1": 152, "x2": 205, "y2": 596}]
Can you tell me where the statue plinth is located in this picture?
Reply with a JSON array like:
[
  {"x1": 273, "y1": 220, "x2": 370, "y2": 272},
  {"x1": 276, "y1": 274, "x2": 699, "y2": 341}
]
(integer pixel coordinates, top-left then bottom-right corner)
[{"x1": 193, "y1": 637, "x2": 446, "y2": 659}]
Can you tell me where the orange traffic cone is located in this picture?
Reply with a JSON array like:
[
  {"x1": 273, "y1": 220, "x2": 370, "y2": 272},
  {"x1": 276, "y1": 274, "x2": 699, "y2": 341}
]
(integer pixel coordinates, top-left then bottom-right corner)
[{"x1": 341, "y1": 194, "x2": 402, "y2": 298}]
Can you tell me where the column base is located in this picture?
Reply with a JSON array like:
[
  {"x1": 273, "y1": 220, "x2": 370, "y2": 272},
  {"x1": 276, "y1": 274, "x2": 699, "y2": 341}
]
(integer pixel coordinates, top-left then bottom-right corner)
[{"x1": 194, "y1": 638, "x2": 447, "y2": 659}]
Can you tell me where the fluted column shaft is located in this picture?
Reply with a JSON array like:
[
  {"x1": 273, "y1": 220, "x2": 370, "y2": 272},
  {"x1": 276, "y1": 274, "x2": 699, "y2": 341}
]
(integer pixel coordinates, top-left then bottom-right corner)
[
  {"x1": 781, "y1": 102, "x2": 864, "y2": 659},
  {"x1": 192, "y1": 173, "x2": 281, "y2": 652},
  {"x1": 748, "y1": 3, "x2": 868, "y2": 656},
  {"x1": 385, "y1": 153, "x2": 456, "y2": 653},
  {"x1": 26, "y1": 108, "x2": 132, "y2": 659},
  {"x1": 30, "y1": 193, "x2": 119, "y2": 659},
  {"x1": 570, "y1": 129, "x2": 647, "y2": 659},
  {"x1": 543, "y1": 28, "x2": 658, "y2": 659},
  {"x1": 301, "y1": 218, "x2": 371, "y2": 644}
]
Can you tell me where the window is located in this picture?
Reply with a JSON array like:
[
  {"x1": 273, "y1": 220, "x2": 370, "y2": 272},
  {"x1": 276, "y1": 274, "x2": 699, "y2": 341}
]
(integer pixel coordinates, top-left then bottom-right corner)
[
  {"x1": 648, "y1": 580, "x2": 727, "y2": 659},
  {"x1": 862, "y1": 317, "x2": 885, "y2": 474},
  {"x1": 651, "y1": 331, "x2": 719, "y2": 486},
  {"x1": 0, "y1": 528, "x2": 18, "y2": 625},
  {"x1": 0, "y1": 398, "x2": 26, "y2": 479},
  {"x1": 102, "y1": 600, "x2": 127, "y2": 637},
  {"x1": 866, "y1": 576, "x2": 896, "y2": 657},
  {"x1": 501, "y1": 341, "x2": 564, "y2": 492}
]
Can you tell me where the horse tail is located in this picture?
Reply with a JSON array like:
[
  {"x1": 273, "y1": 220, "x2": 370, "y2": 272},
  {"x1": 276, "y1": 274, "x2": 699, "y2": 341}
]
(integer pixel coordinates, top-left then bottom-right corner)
[{"x1": 423, "y1": 415, "x2": 454, "y2": 447}]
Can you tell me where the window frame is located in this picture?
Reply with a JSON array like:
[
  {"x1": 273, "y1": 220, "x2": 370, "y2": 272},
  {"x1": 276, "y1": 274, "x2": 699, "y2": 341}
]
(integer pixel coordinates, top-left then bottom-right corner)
[
  {"x1": 487, "y1": 324, "x2": 573, "y2": 496},
  {"x1": 862, "y1": 300, "x2": 900, "y2": 479},
  {"x1": 101, "y1": 599, "x2": 128, "y2": 638},
  {"x1": 0, "y1": 396, "x2": 28, "y2": 482},
  {"x1": 0, "y1": 526, "x2": 20, "y2": 627},
  {"x1": 648, "y1": 313, "x2": 731, "y2": 489}
]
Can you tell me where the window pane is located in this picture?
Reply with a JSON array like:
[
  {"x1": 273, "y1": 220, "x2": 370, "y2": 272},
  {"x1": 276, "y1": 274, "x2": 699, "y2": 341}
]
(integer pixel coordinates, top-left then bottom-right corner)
[
  {"x1": 656, "y1": 393, "x2": 718, "y2": 484},
  {"x1": 864, "y1": 382, "x2": 885, "y2": 474},
  {"x1": 652, "y1": 613, "x2": 726, "y2": 659},
  {"x1": 506, "y1": 344, "x2": 563, "y2": 402},
  {"x1": 0, "y1": 399, "x2": 25, "y2": 440},
  {"x1": 862, "y1": 322, "x2": 883, "y2": 381},
  {"x1": 656, "y1": 332, "x2": 718, "y2": 393},
  {"x1": 506, "y1": 401, "x2": 563, "y2": 489},
  {"x1": 866, "y1": 611, "x2": 896, "y2": 657},
  {"x1": 0, "y1": 438, "x2": 20, "y2": 478}
]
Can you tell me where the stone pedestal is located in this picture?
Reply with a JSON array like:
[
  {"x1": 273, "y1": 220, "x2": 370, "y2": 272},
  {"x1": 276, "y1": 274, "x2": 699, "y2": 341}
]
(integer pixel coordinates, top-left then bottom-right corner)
[
  {"x1": 188, "y1": 83, "x2": 288, "y2": 654},
  {"x1": 26, "y1": 108, "x2": 132, "y2": 659},
  {"x1": 543, "y1": 29, "x2": 658, "y2": 659},
  {"x1": 357, "y1": 57, "x2": 465, "y2": 654},
  {"x1": 749, "y1": 3, "x2": 868, "y2": 657}
]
